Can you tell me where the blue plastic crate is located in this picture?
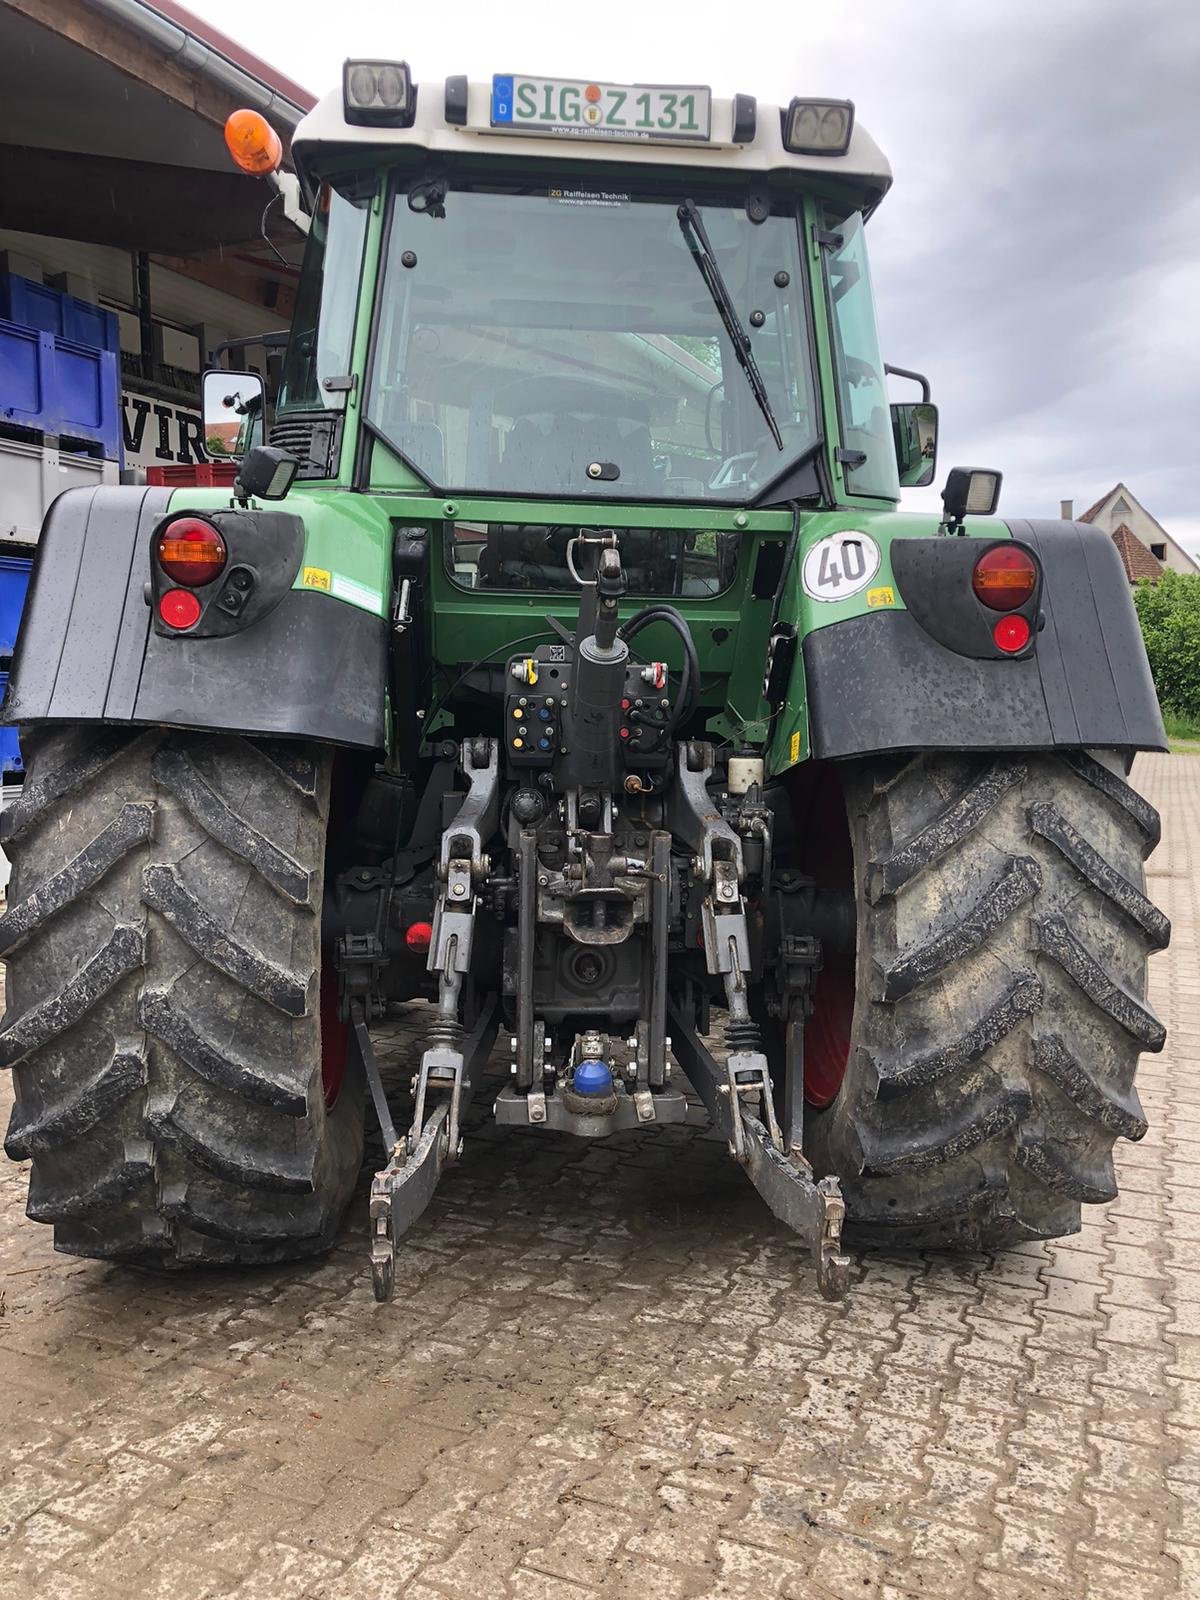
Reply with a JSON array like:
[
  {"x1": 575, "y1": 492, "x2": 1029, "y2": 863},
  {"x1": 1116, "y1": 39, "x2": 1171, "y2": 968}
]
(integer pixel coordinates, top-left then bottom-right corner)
[
  {"x1": 0, "y1": 318, "x2": 120, "y2": 459},
  {"x1": 0, "y1": 675, "x2": 21, "y2": 776},
  {"x1": 0, "y1": 556, "x2": 32, "y2": 657},
  {"x1": 0, "y1": 275, "x2": 119, "y2": 358}
]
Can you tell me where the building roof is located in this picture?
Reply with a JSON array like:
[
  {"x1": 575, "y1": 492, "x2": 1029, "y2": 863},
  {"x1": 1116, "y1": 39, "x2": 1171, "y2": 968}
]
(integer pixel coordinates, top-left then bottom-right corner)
[
  {"x1": 1, "y1": 0, "x2": 308, "y2": 253},
  {"x1": 1081, "y1": 481, "x2": 1173, "y2": 541},
  {"x1": 142, "y1": 0, "x2": 316, "y2": 118},
  {"x1": 1077, "y1": 483, "x2": 1124, "y2": 524},
  {"x1": 1111, "y1": 524, "x2": 1165, "y2": 584}
]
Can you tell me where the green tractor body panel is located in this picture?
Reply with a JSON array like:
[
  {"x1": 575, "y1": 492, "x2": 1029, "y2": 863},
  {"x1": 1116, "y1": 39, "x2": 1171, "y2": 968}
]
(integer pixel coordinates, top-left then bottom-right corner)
[{"x1": 160, "y1": 477, "x2": 1145, "y2": 773}]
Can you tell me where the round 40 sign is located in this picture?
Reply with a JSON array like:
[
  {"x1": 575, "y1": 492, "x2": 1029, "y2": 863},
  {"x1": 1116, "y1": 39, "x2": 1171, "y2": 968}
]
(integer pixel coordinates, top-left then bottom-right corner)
[{"x1": 801, "y1": 530, "x2": 882, "y2": 602}]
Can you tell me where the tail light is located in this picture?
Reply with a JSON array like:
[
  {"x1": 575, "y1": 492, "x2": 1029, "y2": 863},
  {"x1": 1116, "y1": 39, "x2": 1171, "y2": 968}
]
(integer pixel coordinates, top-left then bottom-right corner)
[
  {"x1": 972, "y1": 544, "x2": 1038, "y2": 611},
  {"x1": 405, "y1": 921, "x2": 433, "y2": 953},
  {"x1": 156, "y1": 517, "x2": 227, "y2": 587}
]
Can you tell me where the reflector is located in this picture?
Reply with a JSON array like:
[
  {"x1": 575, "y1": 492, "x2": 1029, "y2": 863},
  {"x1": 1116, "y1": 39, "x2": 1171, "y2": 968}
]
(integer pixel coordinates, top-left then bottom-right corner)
[
  {"x1": 993, "y1": 613, "x2": 1032, "y2": 654},
  {"x1": 159, "y1": 589, "x2": 202, "y2": 630},
  {"x1": 224, "y1": 109, "x2": 283, "y2": 175}
]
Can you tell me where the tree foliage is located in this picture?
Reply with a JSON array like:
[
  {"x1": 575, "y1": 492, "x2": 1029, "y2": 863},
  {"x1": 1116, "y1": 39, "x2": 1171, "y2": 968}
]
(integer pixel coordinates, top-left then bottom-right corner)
[{"x1": 1133, "y1": 570, "x2": 1200, "y2": 720}]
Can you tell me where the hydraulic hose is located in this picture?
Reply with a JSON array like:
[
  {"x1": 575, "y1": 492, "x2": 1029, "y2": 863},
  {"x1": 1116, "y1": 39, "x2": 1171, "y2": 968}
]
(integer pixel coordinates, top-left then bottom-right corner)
[
  {"x1": 768, "y1": 502, "x2": 803, "y2": 635},
  {"x1": 618, "y1": 605, "x2": 700, "y2": 732}
]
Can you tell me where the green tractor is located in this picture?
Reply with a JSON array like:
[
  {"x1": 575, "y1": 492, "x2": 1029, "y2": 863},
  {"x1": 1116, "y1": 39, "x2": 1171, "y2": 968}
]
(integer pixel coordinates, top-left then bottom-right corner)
[{"x1": 0, "y1": 69, "x2": 1169, "y2": 1300}]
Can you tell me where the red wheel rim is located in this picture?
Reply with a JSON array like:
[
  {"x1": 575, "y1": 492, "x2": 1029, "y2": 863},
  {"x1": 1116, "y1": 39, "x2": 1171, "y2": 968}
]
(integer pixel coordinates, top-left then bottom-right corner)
[
  {"x1": 784, "y1": 762, "x2": 856, "y2": 1112},
  {"x1": 319, "y1": 963, "x2": 350, "y2": 1110},
  {"x1": 803, "y1": 957, "x2": 854, "y2": 1108}
]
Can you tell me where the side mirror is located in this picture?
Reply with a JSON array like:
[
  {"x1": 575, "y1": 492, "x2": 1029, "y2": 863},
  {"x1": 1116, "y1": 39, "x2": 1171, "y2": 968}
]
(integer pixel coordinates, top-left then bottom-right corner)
[
  {"x1": 201, "y1": 369, "x2": 264, "y2": 460},
  {"x1": 890, "y1": 401, "x2": 938, "y2": 488},
  {"x1": 941, "y1": 467, "x2": 1003, "y2": 525}
]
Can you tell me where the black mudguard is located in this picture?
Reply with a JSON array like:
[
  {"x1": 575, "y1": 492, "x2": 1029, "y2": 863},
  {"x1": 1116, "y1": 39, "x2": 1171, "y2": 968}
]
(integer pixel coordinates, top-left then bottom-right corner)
[
  {"x1": 1, "y1": 485, "x2": 386, "y2": 749},
  {"x1": 805, "y1": 518, "x2": 1166, "y2": 759}
]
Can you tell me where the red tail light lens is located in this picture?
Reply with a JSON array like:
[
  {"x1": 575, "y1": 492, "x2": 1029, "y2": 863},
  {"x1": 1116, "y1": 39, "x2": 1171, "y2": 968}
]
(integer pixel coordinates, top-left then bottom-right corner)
[
  {"x1": 405, "y1": 921, "x2": 433, "y2": 953},
  {"x1": 972, "y1": 544, "x2": 1038, "y2": 610},
  {"x1": 156, "y1": 517, "x2": 227, "y2": 586},
  {"x1": 159, "y1": 589, "x2": 202, "y2": 630},
  {"x1": 993, "y1": 613, "x2": 1031, "y2": 654}
]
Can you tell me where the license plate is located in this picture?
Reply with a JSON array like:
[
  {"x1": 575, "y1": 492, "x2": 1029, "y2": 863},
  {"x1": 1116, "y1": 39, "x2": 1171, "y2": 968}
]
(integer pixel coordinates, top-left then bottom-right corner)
[{"x1": 490, "y1": 75, "x2": 711, "y2": 143}]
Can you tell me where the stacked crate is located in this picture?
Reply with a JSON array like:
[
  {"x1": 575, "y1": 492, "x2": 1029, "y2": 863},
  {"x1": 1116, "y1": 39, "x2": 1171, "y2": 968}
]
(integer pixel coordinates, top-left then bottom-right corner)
[
  {"x1": 0, "y1": 272, "x2": 122, "y2": 548},
  {"x1": 0, "y1": 273, "x2": 124, "y2": 798}
]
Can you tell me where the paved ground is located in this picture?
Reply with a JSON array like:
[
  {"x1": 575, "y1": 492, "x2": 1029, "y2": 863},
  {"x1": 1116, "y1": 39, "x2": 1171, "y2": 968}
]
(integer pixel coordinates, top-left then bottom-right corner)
[{"x1": 0, "y1": 752, "x2": 1196, "y2": 1600}]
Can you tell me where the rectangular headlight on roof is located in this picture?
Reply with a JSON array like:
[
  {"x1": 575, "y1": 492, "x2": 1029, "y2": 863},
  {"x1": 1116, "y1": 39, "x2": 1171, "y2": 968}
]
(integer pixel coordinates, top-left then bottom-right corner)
[
  {"x1": 343, "y1": 59, "x2": 415, "y2": 127},
  {"x1": 782, "y1": 98, "x2": 854, "y2": 156}
]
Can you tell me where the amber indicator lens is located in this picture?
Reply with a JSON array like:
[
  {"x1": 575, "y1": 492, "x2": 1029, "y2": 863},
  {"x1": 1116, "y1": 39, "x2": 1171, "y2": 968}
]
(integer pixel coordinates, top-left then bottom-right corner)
[
  {"x1": 972, "y1": 544, "x2": 1038, "y2": 611},
  {"x1": 156, "y1": 517, "x2": 227, "y2": 586}
]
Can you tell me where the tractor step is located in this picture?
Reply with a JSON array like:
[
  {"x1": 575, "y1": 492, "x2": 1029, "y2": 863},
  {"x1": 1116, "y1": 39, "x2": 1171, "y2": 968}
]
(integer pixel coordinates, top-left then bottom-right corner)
[{"x1": 667, "y1": 999, "x2": 851, "y2": 1300}]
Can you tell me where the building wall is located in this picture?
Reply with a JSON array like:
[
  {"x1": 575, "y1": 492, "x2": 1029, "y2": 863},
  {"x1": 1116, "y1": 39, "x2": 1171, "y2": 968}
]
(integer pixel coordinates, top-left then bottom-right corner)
[{"x1": 1090, "y1": 491, "x2": 1199, "y2": 576}]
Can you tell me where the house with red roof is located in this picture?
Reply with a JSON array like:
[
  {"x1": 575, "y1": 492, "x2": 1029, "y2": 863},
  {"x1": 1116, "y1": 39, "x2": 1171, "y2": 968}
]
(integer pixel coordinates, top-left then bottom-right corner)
[{"x1": 1065, "y1": 485, "x2": 1199, "y2": 585}]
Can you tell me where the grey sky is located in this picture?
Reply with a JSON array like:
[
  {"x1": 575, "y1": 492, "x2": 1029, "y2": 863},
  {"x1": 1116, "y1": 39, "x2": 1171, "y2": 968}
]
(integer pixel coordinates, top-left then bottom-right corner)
[{"x1": 197, "y1": 0, "x2": 1200, "y2": 545}]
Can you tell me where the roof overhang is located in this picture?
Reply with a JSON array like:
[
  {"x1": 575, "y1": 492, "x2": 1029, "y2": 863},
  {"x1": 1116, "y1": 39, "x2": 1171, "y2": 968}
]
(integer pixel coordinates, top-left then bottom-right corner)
[{"x1": 0, "y1": 0, "x2": 313, "y2": 254}]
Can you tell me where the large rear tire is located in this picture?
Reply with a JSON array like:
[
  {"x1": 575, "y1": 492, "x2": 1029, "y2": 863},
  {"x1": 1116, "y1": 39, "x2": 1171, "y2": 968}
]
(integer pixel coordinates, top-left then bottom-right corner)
[
  {"x1": 0, "y1": 726, "x2": 363, "y2": 1267},
  {"x1": 805, "y1": 750, "x2": 1168, "y2": 1249}
]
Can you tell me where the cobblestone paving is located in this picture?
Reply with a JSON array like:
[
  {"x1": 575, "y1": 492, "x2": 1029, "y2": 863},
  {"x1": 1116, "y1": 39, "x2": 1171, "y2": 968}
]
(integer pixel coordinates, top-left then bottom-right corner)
[{"x1": 0, "y1": 753, "x2": 1196, "y2": 1599}]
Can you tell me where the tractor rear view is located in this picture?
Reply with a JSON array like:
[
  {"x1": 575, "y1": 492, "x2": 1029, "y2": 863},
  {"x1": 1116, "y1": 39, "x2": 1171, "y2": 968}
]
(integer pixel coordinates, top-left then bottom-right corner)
[{"x1": 0, "y1": 68, "x2": 1169, "y2": 1299}]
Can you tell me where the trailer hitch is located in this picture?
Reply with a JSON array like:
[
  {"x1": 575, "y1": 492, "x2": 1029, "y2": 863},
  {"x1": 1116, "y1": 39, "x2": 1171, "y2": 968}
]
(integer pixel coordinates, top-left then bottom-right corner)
[{"x1": 666, "y1": 998, "x2": 851, "y2": 1300}]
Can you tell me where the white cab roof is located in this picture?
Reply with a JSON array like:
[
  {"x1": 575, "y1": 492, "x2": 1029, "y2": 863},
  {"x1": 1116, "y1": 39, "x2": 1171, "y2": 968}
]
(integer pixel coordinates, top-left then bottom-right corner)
[{"x1": 292, "y1": 78, "x2": 892, "y2": 210}]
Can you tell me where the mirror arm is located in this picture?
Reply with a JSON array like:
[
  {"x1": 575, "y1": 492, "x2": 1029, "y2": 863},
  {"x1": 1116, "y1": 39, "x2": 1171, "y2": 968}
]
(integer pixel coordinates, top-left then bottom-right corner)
[
  {"x1": 208, "y1": 332, "x2": 290, "y2": 368},
  {"x1": 884, "y1": 364, "x2": 931, "y2": 403},
  {"x1": 267, "y1": 170, "x2": 311, "y2": 236}
]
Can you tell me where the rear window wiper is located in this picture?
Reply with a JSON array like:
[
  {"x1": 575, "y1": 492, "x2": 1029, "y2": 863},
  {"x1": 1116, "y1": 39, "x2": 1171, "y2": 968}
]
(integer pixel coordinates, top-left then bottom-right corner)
[{"x1": 677, "y1": 198, "x2": 783, "y2": 451}]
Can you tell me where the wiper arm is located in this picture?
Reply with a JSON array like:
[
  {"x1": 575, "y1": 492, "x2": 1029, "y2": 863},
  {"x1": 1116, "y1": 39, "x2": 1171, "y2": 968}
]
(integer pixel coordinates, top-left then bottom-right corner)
[{"x1": 677, "y1": 198, "x2": 783, "y2": 451}]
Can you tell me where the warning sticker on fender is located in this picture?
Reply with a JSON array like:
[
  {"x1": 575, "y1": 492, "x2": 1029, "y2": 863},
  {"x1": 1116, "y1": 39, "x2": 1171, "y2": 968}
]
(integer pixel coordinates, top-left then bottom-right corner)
[
  {"x1": 801, "y1": 531, "x2": 881, "y2": 603},
  {"x1": 301, "y1": 567, "x2": 385, "y2": 616},
  {"x1": 331, "y1": 574, "x2": 384, "y2": 614}
]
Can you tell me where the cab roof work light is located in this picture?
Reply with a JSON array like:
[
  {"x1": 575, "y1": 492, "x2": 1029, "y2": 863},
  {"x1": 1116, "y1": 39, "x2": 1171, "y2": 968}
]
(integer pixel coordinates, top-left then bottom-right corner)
[
  {"x1": 343, "y1": 59, "x2": 416, "y2": 126},
  {"x1": 782, "y1": 98, "x2": 854, "y2": 156},
  {"x1": 224, "y1": 109, "x2": 283, "y2": 175}
]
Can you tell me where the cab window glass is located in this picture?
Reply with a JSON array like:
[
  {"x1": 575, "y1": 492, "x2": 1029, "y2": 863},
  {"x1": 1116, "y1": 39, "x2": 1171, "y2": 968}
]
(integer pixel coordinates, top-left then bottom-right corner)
[
  {"x1": 278, "y1": 174, "x2": 374, "y2": 413},
  {"x1": 366, "y1": 181, "x2": 818, "y2": 502},
  {"x1": 445, "y1": 522, "x2": 738, "y2": 597},
  {"x1": 824, "y1": 212, "x2": 899, "y2": 500}
]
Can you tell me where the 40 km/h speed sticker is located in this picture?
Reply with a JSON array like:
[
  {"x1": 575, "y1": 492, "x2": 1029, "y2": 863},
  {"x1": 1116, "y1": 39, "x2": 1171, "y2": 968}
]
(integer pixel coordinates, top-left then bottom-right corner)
[{"x1": 801, "y1": 531, "x2": 882, "y2": 603}]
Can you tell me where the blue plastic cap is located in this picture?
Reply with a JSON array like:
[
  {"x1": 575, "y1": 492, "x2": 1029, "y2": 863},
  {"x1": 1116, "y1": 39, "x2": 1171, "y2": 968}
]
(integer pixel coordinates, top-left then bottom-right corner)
[{"x1": 574, "y1": 1059, "x2": 613, "y2": 1097}]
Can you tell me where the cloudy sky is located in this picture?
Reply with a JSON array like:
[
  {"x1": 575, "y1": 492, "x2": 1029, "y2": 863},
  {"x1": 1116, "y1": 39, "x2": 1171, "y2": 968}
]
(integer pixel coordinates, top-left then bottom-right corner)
[{"x1": 196, "y1": 0, "x2": 1200, "y2": 546}]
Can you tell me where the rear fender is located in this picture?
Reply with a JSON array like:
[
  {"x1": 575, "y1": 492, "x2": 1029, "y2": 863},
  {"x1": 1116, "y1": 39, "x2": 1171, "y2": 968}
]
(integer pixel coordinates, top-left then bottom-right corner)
[
  {"x1": 769, "y1": 517, "x2": 1165, "y2": 767},
  {"x1": 1, "y1": 485, "x2": 386, "y2": 748}
]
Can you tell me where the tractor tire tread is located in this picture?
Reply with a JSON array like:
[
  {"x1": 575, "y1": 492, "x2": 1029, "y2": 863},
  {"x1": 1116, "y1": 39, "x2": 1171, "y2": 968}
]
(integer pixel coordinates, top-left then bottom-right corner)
[
  {"x1": 808, "y1": 749, "x2": 1167, "y2": 1250},
  {"x1": 1, "y1": 726, "x2": 362, "y2": 1267}
]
